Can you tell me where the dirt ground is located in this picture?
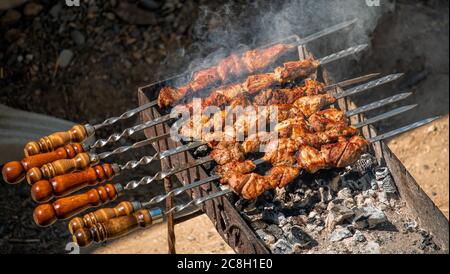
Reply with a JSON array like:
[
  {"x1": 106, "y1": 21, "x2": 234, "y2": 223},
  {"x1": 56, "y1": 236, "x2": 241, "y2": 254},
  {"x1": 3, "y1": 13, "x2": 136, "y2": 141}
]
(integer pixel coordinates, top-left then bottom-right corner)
[{"x1": 0, "y1": 0, "x2": 448, "y2": 253}]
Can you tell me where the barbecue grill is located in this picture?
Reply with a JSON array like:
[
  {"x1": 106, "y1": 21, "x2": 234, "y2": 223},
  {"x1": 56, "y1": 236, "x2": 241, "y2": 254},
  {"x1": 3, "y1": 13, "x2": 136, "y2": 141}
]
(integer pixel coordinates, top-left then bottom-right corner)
[{"x1": 136, "y1": 41, "x2": 449, "y2": 253}]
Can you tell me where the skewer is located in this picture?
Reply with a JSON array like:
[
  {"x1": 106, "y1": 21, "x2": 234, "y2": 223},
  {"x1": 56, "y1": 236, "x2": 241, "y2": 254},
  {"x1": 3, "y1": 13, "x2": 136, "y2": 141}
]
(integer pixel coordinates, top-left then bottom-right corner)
[
  {"x1": 71, "y1": 190, "x2": 228, "y2": 247},
  {"x1": 32, "y1": 103, "x2": 415, "y2": 226},
  {"x1": 30, "y1": 94, "x2": 411, "y2": 203},
  {"x1": 69, "y1": 115, "x2": 439, "y2": 242},
  {"x1": 2, "y1": 72, "x2": 381, "y2": 185},
  {"x1": 87, "y1": 44, "x2": 370, "y2": 150},
  {"x1": 24, "y1": 133, "x2": 170, "y2": 185},
  {"x1": 20, "y1": 20, "x2": 357, "y2": 158}
]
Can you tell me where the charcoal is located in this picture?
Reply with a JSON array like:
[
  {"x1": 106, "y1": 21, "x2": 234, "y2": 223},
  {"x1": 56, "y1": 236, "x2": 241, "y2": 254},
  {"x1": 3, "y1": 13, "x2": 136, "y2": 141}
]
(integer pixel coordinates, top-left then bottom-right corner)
[
  {"x1": 255, "y1": 229, "x2": 276, "y2": 245},
  {"x1": 265, "y1": 224, "x2": 284, "y2": 239},
  {"x1": 352, "y1": 204, "x2": 387, "y2": 229},
  {"x1": 352, "y1": 230, "x2": 366, "y2": 242},
  {"x1": 352, "y1": 153, "x2": 377, "y2": 174},
  {"x1": 325, "y1": 201, "x2": 354, "y2": 230},
  {"x1": 329, "y1": 225, "x2": 353, "y2": 242},
  {"x1": 250, "y1": 220, "x2": 268, "y2": 230},
  {"x1": 270, "y1": 239, "x2": 294, "y2": 254},
  {"x1": 262, "y1": 210, "x2": 284, "y2": 225},
  {"x1": 285, "y1": 226, "x2": 313, "y2": 248}
]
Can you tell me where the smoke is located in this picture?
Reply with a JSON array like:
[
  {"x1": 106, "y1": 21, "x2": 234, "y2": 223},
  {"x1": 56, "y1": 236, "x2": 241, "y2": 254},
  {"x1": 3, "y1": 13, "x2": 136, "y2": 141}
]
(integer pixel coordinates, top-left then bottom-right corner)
[{"x1": 177, "y1": 0, "x2": 394, "y2": 80}]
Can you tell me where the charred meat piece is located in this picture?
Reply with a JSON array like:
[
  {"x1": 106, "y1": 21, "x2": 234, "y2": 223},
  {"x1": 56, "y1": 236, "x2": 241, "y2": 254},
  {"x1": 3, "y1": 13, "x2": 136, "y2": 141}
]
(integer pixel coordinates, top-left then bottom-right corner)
[
  {"x1": 189, "y1": 66, "x2": 221, "y2": 92},
  {"x1": 274, "y1": 57, "x2": 319, "y2": 83},
  {"x1": 215, "y1": 160, "x2": 256, "y2": 178},
  {"x1": 241, "y1": 132, "x2": 275, "y2": 154},
  {"x1": 336, "y1": 135, "x2": 369, "y2": 167},
  {"x1": 262, "y1": 138, "x2": 299, "y2": 166},
  {"x1": 242, "y1": 44, "x2": 294, "y2": 73},
  {"x1": 296, "y1": 145, "x2": 328, "y2": 173},
  {"x1": 157, "y1": 86, "x2": 190, "y2": 108},
  {"x1": 210, "y1": 141, "x2": 245, "y2": 165},
  {"x1": 308, "y1": 108, "x2": 348, "y2": 132},
  {"x1": 268, "y1": 166, "x2": 301, "y2": 188},
  {"x1": 242, "y1": 73, "x2": 277, "y2": 94},
  {"x1": 293, "y1": 93, "x2": 336, "y2": 117}
]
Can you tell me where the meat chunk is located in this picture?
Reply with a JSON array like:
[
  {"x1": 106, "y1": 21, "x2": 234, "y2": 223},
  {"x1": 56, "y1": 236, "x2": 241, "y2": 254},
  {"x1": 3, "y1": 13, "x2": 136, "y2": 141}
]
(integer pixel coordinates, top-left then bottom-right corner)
[
  {"x1": 189, "y1": 66, "x2": 221, "y2": 92},
  {"x1": 293, "y1": 93, "x2": 337, "y2": 117},
  {"x1": 242, "y1": 44, "x2": 294, "y2": 73},
  {"x1": 308, "y1": 108, "x2": 348, "y2": 132},
  {"x1": 210, "y1": 141, "x2": 245, "y2": 165},
  {"x1": 215, "y1": 160, "x2": 256, "y2": 178},
  {"x1": 157, "y1": 86, "x2": 190, "y2": 108}
]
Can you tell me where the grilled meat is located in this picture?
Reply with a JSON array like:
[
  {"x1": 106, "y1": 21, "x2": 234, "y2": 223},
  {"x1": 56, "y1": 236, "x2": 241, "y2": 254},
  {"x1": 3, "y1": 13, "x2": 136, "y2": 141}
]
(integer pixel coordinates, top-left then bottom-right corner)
[
  {"x1": 215, "y1": 160, "x2": 256, "y2": 178},
  {"x1": 157, "y1": 54, "x2": 317, "y2": 108},
  {"x1": 253, "y1": 79, "x2": 325, "y2": 105},
  {"x1": 224, "y1": 136, "x2": 369, "y2": 199},
  {"x1": 209, "y1": 141, "x2": 245, "y2": 165}
]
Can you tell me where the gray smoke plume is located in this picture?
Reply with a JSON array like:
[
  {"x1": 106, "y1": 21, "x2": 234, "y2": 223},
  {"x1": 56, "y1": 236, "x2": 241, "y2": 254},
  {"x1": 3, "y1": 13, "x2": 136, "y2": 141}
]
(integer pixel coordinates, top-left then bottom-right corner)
[{"x1": 175, "y1": 0, "x2": 394, "y2": 81}]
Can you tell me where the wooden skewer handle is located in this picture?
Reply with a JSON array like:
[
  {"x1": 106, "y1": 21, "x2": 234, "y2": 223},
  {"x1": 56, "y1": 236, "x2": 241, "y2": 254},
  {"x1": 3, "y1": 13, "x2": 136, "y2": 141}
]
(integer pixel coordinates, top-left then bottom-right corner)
[
  {"x1": 24, "y1": 124, "x2": 91, "y2": 157},
  {"x1": 68, "y1": 201, "x2": 140, "y2": 234},
  {"x1": 31, "y1": 163, "x2": 117, "y2": 203},
  {"x1": 2, "y1": 143, "x2": 85, "y2": 185},
  {"x1": 33, "y1": 183, "x2": 121, "y2": 227},
  {"x1": 73, "y1": 209, "x2": 157, "y2": 247},
  {"x1": 26, "y1": 152, "x2": 92, "y2": 184}
]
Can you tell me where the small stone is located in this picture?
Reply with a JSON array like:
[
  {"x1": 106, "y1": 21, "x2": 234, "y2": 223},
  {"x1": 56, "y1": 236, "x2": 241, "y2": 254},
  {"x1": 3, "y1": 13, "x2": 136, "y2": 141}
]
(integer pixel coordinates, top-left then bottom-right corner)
[
  {"x1": 49, "y1": 4, "x2": 62, "y2": 18},
  {"x1": 329, "y1": 225, "x2": 352, "y2": 242},
  {"x1": 17, "y1": 55, "x2": 23, "y2": 62},
  {"x1": 106, "y1": 12, "x2": 116, "y2": 20},
  {"x1": 24, "y1": 3, "x2": 43, "y2": 17},
  {"x1": 2, "y1": 9, "x2": 21, "y2": 25},
  {"x1": 256, "y1": 229, "x2": 276, "y2": 245},
  {"x1": 25, "y1": 54, "x2": 33, "y2": 61},
  {"x1": 123, "y1": 59, "x2": 132, "y2": 69},
  {"x1": 427, "y1": 125, "x2": 437, "y2": 134},
  {"x1": 187, "y1": 235, "x2": 195, "y2": 241},
  {"x1": 57, "y1": 49, "x2": 74, "y2": 68},
  {"x1": 140, "y1": 0, "x2": 161, "y2": 10},
  {"x1": 270, "y1": 239, "x2": 294, "y2": 254},
  {"x1": 71, "y1": 30, "x2": 86, "y2": 46}
]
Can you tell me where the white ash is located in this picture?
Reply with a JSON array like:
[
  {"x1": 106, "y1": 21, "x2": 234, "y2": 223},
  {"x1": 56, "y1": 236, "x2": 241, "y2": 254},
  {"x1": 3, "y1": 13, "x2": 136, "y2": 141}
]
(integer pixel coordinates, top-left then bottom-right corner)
[
  {"x1": 237, "y1": 155, "x2": 435, "y2": 253},
  {"x1": 329, "y1": 225, "x2": 353, "y2": 242}
]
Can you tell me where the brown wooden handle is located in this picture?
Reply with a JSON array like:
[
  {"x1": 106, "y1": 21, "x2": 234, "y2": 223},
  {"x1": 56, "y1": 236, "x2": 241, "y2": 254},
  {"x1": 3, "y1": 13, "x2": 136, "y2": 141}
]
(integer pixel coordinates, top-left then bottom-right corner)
[
  {"x1": 30, "y1": 163, "x2": 116, "y2": 203},
  {"x1": 24, "y1": 124, "x2": 88, "y2": 156},
  {"x1": 68, "y1": 201, "x2": 137, "y2": 234},
  {"x1": 72, "y1": 209, "x2": 153, "y2": 247},
  {"x1": 26, "y1": 152, "x2": 91, "y2": 184},
  {"x1": 33, "y1": 183, "x2": 120, "y2": 227},
  {"x1": 2, "y1": 143, "x2": 85, "y2": 185}
]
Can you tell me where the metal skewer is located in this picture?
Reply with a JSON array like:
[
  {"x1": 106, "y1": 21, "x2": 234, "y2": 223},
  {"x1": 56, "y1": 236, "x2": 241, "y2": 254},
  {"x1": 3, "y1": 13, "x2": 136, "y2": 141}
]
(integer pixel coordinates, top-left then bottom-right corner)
[
  {"x1": 70, "y1": 115, "x2": 439, "y2": 246},
  {"x1": 20, "y1": 20, "x2": 358, "y2": 158},
  {"x1": 87, "y1": 45, "x2": 370, "y2": 150},
  {"x1": 119, "y1": 91, "x2": 413, "y2": 174},
  {"x1": 32, "y1": 109, "x2": 433, "y2": 228}
]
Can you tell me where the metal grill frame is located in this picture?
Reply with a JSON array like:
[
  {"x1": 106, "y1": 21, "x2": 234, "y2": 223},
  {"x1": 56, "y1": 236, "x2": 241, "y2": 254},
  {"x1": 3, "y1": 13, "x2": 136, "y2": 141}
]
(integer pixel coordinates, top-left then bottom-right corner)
[{"x1": 137, "y1": 43, "x2": 449, "y2": 253}]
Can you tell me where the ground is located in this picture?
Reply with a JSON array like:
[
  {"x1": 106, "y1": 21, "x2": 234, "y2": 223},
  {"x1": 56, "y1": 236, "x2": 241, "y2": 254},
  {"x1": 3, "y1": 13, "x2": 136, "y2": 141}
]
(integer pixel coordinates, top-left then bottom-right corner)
[{"x1": 0, "y1": 0, "x2": 448, "y2": 253}]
